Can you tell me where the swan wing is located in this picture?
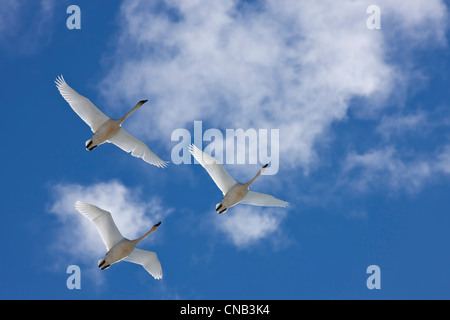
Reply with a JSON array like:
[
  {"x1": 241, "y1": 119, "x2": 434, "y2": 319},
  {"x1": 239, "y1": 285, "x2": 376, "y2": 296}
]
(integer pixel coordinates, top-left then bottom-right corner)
[
  {"x1": 55, "y1": 75, "x2": 109, "y2": 132},
  {"x1": 107, "y1": 128, "x2": 168, "y2": 168},
  {"x1": 189, "y1": 144, "x2": 236, "y2": 195},
  {"x1": 124, "y1": 248, "x2": 163, "y2": 280},
  {"x1": 74, "y1": 201, "x2": 125, "y2": 251},
  {"x1": 240, "y1": 191, "x2": 289, "y2": 207}
]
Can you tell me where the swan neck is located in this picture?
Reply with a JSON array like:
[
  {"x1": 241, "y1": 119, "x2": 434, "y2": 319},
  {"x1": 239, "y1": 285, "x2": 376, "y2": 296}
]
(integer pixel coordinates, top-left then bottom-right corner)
[
  {"x1": 133, "y1": 223, "x2": 159, "y2": 244},
  {"x1": 119, "y1": 100, "x2": 146, "y2": 124},
  {"x1": 244, "y1": 169, "x2": 263, "y2": 188},
  {"x1": 134, "y1": 230, "x2": 152, "y2": 244}
]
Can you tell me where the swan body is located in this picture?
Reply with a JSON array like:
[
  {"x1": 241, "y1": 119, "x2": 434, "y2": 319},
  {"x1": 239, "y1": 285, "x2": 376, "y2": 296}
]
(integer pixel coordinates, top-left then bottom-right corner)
[
  {"x1": 98, "y1": 238, "x2": 136, "y2": 270},
  {"x1": 189, "y1": 144, "x2": 289, "y2": 214},
  {"x1": 75, "y1": 201, "x2": 163, "y2": 279},
  {"x1": 218, "y1": 183, "x2": 251, "y2": 213},
  {"x1": 55, "y1": 75, "x2": 168, "y2": 168},
  {"x1": 85, "y1": 118, "x2": 121, "y2": 151}
]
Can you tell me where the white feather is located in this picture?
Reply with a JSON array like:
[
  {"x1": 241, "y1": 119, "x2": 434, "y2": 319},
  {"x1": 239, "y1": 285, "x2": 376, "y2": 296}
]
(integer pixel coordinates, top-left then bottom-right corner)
[
  {"x1": 107, "y1": 128, "x2": 168, "y2": 168},
  {"x1": 74, "y1": 201, "x2": 124, "y2": 251},
  {"x1": 124, "y1": 248, "x2": 163, "y2": 280},
  {"x1": 189, "y1": 144, "x2": 236, "y2": 195},
  {"x1": 240, "y1": 191, "x2": 289, "y2": 207},
  {"x1": 55, "y1": 75, "x2": 109, "y2": 132}
]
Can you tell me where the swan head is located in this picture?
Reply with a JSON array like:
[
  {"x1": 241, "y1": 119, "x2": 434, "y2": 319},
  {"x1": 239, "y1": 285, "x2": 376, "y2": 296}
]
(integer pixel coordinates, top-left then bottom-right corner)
[
  {"x1": 153, "y1": 221, "x2": 162, "y2": 228},
  {"x1": 260, "y1": 163, "x2": 269, "y2": 173},
  {"x1": 118, "y1": 99, "x2": 149, "y2": 124}
]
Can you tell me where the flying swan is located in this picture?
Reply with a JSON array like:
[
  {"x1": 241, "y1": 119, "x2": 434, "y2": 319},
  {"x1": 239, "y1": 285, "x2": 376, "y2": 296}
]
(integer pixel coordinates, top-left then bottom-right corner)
[
  {"x1": 55, "y1": 75, "x2": 168, "y2": 168},
  {"x1": 189, "y1": 144, "x2": 289, "y2": 214},
  {"x1": 74, "y1": 201, "x2": 163, "y2": 279}
]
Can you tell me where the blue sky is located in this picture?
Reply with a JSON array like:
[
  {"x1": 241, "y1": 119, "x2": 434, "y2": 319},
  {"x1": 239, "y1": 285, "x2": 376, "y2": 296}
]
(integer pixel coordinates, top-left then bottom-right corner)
[{"x1": 1, "y1": 0, "x2": 450, "y2": 299}]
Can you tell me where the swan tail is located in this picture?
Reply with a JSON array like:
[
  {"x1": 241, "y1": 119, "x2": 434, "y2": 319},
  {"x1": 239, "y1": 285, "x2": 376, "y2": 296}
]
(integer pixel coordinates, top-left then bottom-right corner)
[
  {"x1": 86, "y1": 139, "x2": 97, "y2": 151},
  {"x1": 216, "y1": 203, "x2": 228, "y2": 214},
  {"x1": 98, "y1": 259, "x2": 110, "y2": 270}
]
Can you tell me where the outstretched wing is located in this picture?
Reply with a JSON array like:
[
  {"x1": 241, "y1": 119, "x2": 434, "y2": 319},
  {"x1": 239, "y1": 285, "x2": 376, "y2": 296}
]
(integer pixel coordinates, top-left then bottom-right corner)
[
  {"x1": 107, "y1": 128, "x2": 168, "y2": 168},
  {"x1": 55, "y1": 75, "x2": 109, "y2": 132},
  {"x1": 240, "y1": 191, "x2": 289, "y2": 207},
  {"x1": 124, "y1": 248, "x2": 163, "y2": 280},
  {"x1": 74, "y1": 201, "x2": 124, "y2": 251},
  {"x1": 189, "y1": 144, "x2": 236, "y2": 195}
]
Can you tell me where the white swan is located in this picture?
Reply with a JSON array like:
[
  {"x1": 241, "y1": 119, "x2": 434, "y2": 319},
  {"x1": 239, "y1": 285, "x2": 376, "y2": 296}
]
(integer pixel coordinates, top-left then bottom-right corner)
[
  {"x1": 55, "y1": 75, "x2": 168, "y2": 168},
  {"x1": 74, "y1": 201, "x2": 163, "y2": 279},
  {"x1": 189, "y1": 144, "x2": 289, "y2": 214}
]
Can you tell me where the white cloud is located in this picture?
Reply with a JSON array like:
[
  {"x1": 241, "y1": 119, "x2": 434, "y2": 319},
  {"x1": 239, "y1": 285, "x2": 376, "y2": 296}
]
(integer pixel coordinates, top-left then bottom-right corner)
[
  {"x1": 100, "y1": 0, "x2": 447, "y2": 173},
  {"x1": 212, "y1": 206, "x2": 286, "y2": 248},
  {"x1": 48, "y1": 180, "x2": 172, "y2": 279},
  {"x1": 380, "y1": 0, "x2": 448, "y2": 45}
]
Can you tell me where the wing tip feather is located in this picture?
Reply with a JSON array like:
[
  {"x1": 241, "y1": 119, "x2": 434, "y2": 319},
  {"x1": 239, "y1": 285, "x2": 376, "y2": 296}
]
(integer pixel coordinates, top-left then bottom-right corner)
[{"x1": 55, "y1": 74, "x2": 66, "y2": 88}]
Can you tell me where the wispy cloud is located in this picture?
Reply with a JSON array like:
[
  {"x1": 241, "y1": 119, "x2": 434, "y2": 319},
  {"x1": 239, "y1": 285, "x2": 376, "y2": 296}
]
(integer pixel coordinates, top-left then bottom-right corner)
[
  {"x1": 48, "y1": 180, "x2": 173, "y2": 281},
  {"x1": 0, "y1": 0, "x2": 59, "y2": 54},
  {"x1": 0, "y1": 0, "x2": 20, "y2": 37},
  {"x1": 343, "y1": 146, "x2": 450, "y2": 194},
  {"x1": 380, "y1": 0, "x2": 448, "y2": 45},
  {"x1": 434, "y1": 146, "x2": 450, "y2": 175},
  {"x1": 376, "y1": 111, "x2": 428, "y2": 140}
]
